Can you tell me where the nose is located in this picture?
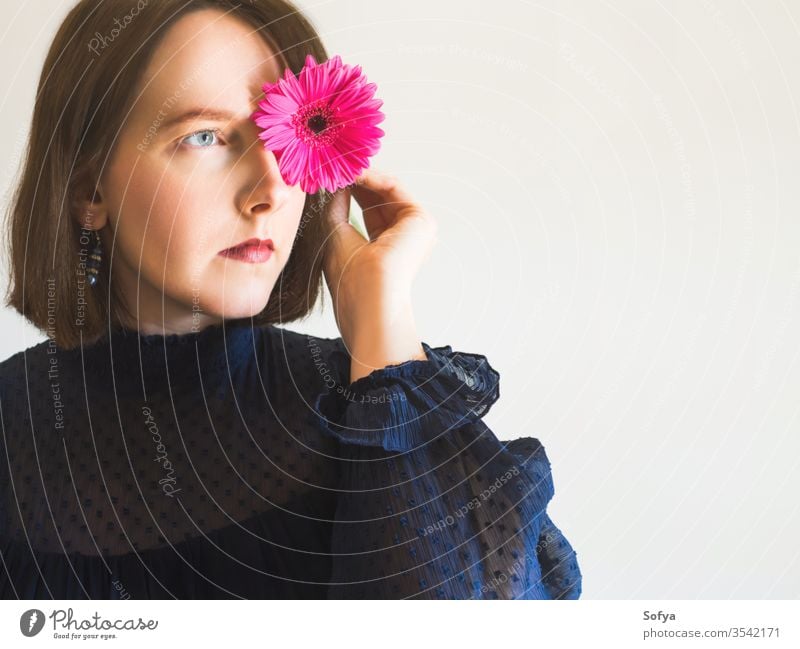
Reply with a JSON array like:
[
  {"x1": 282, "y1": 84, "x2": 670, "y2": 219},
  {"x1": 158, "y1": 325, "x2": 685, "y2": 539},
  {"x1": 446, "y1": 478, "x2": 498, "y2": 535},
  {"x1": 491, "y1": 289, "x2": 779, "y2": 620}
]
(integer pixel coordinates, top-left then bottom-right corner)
[{"x1": 237, "y1": 137, "x2": 292, "y2": 217}]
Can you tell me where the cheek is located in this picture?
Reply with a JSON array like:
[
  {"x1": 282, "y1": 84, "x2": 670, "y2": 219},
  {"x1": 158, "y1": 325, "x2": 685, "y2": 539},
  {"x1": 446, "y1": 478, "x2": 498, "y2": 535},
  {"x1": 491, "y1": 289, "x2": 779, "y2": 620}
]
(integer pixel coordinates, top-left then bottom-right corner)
[
  {"x1": 112, "y1": 164, "x2": 212, "y2": 279},
  {"x1": 107, "y1": 152, "x2": 309, "y2": 301},
  {"x1": 159, "y1": 175, "x2": 227, "y2": 262}
]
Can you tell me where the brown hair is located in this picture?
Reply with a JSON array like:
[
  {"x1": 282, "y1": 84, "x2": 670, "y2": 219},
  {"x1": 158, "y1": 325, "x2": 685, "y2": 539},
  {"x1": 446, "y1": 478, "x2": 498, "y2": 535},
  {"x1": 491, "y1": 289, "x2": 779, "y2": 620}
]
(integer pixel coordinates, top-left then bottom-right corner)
[{"x1": 3, "y1": 0, "x2": 333, "y2": 350}]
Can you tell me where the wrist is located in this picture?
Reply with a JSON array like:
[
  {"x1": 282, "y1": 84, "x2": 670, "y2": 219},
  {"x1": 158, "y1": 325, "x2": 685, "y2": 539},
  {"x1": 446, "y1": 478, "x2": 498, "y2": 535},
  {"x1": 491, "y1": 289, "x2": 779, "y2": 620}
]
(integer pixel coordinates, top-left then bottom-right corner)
[{"x1": 347, "y1": 299, "x2": 426, "y2": 384}]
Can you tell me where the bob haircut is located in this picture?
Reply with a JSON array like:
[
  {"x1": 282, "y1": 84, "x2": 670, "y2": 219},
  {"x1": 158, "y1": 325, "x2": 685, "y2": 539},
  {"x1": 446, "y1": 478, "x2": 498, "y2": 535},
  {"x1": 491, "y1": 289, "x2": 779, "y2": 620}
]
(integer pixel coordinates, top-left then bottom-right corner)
[{"x1": 3, "y1": 0, "x2": 333, "y2": 350}]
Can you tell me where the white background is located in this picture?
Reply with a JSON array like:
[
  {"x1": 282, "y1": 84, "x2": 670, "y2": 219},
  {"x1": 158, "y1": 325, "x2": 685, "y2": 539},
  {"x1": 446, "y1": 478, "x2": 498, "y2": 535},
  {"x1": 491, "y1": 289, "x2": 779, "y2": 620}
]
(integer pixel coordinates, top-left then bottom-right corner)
[{"x1": 1, "y1": 0, "x2": 798, "y2": 599}]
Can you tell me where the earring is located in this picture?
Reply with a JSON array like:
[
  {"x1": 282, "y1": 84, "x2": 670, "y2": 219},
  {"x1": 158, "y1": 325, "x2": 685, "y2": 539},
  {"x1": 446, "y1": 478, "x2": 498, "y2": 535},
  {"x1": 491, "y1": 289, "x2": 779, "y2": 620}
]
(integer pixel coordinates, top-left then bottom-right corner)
[{"x1": 86, "y1": 230, "x2": 103, "y2": 287}]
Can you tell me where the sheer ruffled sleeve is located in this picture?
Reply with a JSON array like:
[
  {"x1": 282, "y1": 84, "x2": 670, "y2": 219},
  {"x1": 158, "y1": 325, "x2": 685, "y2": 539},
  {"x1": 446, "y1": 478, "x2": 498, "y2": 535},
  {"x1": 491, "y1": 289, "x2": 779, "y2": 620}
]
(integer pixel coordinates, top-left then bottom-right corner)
[{"x1": 312, "y1": 338, "x2": 582, "y2": 599}]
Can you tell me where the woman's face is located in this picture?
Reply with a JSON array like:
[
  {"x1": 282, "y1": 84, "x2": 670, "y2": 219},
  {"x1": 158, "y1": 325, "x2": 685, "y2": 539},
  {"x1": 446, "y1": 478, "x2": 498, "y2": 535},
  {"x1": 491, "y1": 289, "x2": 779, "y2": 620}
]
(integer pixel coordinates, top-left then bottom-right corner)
[{"x1": 97, "y1": 9, "x2": 307, "y2": 334}]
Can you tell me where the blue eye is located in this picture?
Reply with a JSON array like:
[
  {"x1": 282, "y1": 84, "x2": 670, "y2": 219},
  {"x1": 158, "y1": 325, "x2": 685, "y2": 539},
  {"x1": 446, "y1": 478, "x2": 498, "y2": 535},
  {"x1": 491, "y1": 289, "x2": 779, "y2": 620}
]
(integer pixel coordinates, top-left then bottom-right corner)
[{"x1": 181, "y1": 128, "x2": 223, "y2": 147}]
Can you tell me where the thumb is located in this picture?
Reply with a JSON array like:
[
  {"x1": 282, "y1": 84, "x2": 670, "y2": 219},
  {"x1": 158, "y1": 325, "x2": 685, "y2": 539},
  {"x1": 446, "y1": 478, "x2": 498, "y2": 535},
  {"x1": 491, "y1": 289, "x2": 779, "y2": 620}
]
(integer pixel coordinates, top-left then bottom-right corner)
[
  {"x1": 322, "y1": 186, "x2": 368, "y2": 279},
  {"x1": 324, "y1": 186, "x2": 351, "y2": 229}
]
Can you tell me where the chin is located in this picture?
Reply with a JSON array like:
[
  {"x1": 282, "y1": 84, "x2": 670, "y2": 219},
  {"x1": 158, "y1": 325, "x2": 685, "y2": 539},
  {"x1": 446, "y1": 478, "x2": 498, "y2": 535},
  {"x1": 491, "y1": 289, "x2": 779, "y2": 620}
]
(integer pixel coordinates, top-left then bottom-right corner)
[{"x1": 215, "y1": 292, "x2": 272, "y2": 320}]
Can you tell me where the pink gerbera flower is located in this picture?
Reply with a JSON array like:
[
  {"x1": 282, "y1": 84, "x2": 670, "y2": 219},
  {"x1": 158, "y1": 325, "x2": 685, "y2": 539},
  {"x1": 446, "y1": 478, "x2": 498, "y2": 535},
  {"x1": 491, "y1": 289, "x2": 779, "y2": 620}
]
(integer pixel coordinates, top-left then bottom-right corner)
[{"x1": 250, "y1": 54, "x2": 385, "y2": 194}]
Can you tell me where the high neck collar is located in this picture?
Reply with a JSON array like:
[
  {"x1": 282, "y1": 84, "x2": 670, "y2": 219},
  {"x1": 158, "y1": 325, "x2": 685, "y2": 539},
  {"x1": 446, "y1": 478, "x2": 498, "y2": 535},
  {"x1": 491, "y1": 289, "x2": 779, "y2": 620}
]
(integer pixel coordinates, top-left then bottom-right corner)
[{"x1": 72, "y1": 320, "x2": 261, "y2": 398}]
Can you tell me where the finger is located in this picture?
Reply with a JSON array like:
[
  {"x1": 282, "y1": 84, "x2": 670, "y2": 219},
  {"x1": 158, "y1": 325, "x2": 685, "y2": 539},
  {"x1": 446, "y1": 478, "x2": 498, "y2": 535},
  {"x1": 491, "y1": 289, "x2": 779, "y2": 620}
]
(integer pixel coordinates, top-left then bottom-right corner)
[
  {"x1": 352, "y1": 169, "x2": 421, "y2": 240},
  {"x1": 352, "y1": 168, "x2": 416, "y2": 207},
  {"x1": 322, "y1": 187, "x2": 368, "y2": 264},
  {"x1": 362, "y1": 202, "x2": 408, "y2": 241},
  {"x1": 378, "y1": 210, "x2": 439, "y2": 271}
]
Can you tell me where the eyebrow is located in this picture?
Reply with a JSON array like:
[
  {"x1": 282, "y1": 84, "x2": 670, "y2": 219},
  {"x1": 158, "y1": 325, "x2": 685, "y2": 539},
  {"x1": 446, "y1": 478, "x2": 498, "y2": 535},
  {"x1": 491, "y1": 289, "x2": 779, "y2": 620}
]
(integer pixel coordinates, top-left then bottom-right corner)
[{"x1": 160, "y1": 107, "x2": 250, "y2": 132}]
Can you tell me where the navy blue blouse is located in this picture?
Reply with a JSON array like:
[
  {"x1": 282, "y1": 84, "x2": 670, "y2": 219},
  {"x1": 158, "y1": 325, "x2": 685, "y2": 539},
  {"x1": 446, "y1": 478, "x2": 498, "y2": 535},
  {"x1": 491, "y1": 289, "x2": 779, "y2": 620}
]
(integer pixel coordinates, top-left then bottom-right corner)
[{"x1": 0, "y1": 321, "x2": 581, "y2": 599}]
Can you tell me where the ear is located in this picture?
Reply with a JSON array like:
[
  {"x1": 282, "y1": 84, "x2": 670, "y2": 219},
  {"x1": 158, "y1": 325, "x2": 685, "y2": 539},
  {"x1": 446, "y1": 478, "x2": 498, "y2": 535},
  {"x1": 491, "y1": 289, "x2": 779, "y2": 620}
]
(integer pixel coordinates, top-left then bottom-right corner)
[{"x1": 71, "y1": 172, "x2": 110, "y2": 232}]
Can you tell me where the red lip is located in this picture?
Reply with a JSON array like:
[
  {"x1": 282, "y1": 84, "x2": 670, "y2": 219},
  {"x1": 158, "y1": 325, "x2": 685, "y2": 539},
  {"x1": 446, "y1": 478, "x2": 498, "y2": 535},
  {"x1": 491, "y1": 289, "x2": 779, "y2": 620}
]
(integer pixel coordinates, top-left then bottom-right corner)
[
  {"x1": 218, "y1": 238, "x2": 275, "y2": 264},
  {"x1": 220, "y1": 237, "x2": 274, "y2": 253}
]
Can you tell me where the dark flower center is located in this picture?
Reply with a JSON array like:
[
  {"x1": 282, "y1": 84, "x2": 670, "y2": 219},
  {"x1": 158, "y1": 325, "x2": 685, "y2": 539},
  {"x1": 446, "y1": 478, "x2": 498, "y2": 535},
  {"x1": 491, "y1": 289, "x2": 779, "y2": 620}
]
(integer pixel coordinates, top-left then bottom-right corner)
[
  {"x1": 307, "y1": 114, "x2": 328, "y2": 134},
  {"x1": 292, "y1": 100, "x2": 343, "y2": 147}
]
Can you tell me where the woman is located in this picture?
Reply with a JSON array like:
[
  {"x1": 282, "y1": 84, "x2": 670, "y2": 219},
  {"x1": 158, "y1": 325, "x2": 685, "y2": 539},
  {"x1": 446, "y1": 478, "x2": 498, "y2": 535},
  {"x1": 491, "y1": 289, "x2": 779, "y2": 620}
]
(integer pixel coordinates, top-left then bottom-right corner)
[{"x1": 0, "y1": 0, "x2": 581, "y2": 599}]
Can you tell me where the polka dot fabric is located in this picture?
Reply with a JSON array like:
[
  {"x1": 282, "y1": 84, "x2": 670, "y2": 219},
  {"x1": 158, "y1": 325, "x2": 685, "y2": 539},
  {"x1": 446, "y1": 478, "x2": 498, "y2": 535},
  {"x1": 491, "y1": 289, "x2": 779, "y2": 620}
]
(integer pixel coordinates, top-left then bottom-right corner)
[{"x1": 0, "y1": 321, "x2": 581, "y2": 599}]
